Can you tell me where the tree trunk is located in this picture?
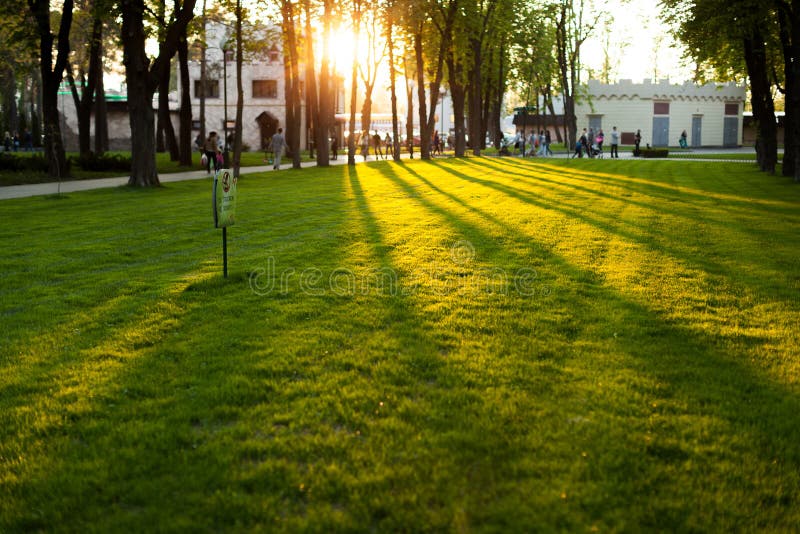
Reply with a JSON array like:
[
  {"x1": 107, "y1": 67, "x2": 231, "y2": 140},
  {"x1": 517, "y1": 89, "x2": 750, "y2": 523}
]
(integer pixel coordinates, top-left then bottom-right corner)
[
  {"x1": 158, "y1": 62, "x2": 180, "y2": 161},
  {"x1": 177, "y1": 14, "x2": 193, "y2": 166},
  {"x1": 315, "y1": 0, "x2": 332, "y2": 167},
  {"x1": 281, "y1": 0, "x2": 302, "y2": 168},
  {"x1": 67, "y1": 71, "x2": 91, "y2": 156},
  {"x1": 414, "y1": 30, "x2": 430, "y2": 159},
  {"x1": 199, "y1": 0, "x2": 207, "y2": 143},
  {"x1": 446, "y1": 52, "x2": 467, "y2": 157},
  {"x1": 360, "y1": 95, "x2": 373, "y2": 139},
  {"x1": 29, "y1": 0, "x2": 73, "y2": 178},
  {"x1": 123, "y1": 0, "x2": 158, "y2": 185},
  {"x1": 304, "y1": 0, "x2": 318, "y2": 155},
  {"x1": 121, "y1": 0, "x2": 195, "y2": 187},
  {"x1": 468, "y1": 37, "x2": 482, "y2": 155},
  {"x1": 233, "y1": 0, "x2": 243, "y2": 176},
  {"x1": 2, "y1": 66, "x2": 18, "y2": 135},
  {"x1": 94, "y1": 61, "x2": 108, "y2": 155},
  {"x1": 491, "y1": 41, "x2": 505, "y2": 148},
  {"x1": 69, "y1": 11, "x2": 102, "y2": 159},
  {"x1": 348, "y1": 1, "x2": 361, "y2": 165},
  {"x1": 779, "y1": 3, "x2": 800, "y2": 181},
  {"x1": 743, "y1": 29, "x2": 777, "y2": 174},
  {"x1": 404, "y1": 55, "x2": 415, "y2": 159},
  {"x1": 387, "y1": 14, "x2": 400, "y2": 161}
]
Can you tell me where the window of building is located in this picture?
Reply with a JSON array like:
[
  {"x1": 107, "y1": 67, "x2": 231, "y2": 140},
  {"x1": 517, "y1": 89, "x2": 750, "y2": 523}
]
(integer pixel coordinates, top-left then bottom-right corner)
[
  {"x1": 654, "y1": 102, "x2": 670, "y2": 115},
  {"x1": 725, "y1": 103, "x2": 739, "y2": 115},
  {"x1": 253, "y1": 79, "x2": 278, "y2": 98},
  {"x1": 269, "y1": 46, "x2": 280, "y2": 63},
  {"x1": 194, "y1": 80, "x2": 220, "y2": 98}
]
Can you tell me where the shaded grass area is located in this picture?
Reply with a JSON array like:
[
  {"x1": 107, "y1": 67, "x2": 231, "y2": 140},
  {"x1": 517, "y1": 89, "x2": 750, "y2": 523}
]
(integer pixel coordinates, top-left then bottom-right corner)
[{"x1": 1, "y1": 157, "x2": 799, "y2": 531}]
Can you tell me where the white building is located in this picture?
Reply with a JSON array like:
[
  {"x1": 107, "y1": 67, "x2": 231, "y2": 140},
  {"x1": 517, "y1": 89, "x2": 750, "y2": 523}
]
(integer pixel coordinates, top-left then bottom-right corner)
[
  {"x1": 183, "y1": 23, "x2": 313, "y2": 151},
  {"x1": 575, "y1": 79, "x2": 747, "y2": 147}
]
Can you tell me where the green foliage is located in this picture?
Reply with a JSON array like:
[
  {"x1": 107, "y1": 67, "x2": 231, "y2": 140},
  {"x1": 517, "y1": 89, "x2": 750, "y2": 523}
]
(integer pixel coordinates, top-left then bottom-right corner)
[
  {"x1": 638, "y1": 148, "x2": 669, "y2": 158},
  {"x1": 0, "y1": 152, "x2": 50, "y2": 172},
  {"x1": 1, "y1": 158, "x2": 800, "y2": 530},
  {"x1": 71, "y1": 153, "x2": 132, "y2": 172}
]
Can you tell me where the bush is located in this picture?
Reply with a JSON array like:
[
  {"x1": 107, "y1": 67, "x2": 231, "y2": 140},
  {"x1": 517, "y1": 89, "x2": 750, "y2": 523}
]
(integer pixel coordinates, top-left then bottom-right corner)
[
  {"x1": 637, "y1": 148, "x2": 669, "y2": 158},
  {"x1": 0, "y1": 153, "x2": 51, "y2": 172},
  {"x1": 72, "y1": 153, "x2": 132, "y2": 172}
]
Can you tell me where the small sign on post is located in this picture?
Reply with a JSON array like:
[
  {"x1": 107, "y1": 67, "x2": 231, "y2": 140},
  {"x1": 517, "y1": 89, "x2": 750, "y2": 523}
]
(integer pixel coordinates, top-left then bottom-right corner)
[{"x1": 213, "y1": 169, "x2": 237, "y2": 277}]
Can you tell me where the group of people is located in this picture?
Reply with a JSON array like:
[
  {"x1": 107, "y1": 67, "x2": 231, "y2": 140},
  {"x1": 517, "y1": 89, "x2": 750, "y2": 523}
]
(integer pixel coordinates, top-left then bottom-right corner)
[
  {"x1": 573, "y1": 127, "x2": 605, "y2": 158},
  {"x1": 358, "y1": 131, "x2": 395, "y2": 160},
  {"x1": 511, "y1": 130, "x2": 554, "y2": 157},
  {"x1": 572, "y1": 126, "x2": 632, "y2": 159},
  {"x1": 3, "y1": 130, "x2": 33, "y2": 152}
]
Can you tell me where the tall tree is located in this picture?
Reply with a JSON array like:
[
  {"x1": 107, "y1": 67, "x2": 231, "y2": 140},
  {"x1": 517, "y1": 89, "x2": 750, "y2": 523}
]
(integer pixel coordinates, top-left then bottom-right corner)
[
  {"x1": 233, "y1": 0, "x2": 244, "y2": 176},
  {"x1": 315, "y1": 0, "x2": 333, "y2": 166},
  {"x1": 348, "y1": 0, "x2": 363, "y2": 165},
  {"x1": 281, "y1": 0, "x2": 303, "y2": 168},
  {"x1": 385, "y1": 0, "x2": 401, "y2": 160},
  {"x1": 176, "y1": 0, "x2": 193, "y2": 166},
  {"x1": 662, "y1": 0, "x2": 779, "y2": 174},
  {"x1": 302, "y1": 0, "x2": 319, "y2": 157},
  {"x1": 155, "y1": 1, "x2": 180, "y2": 160},
  {"x1": 777, "y1": 0, "x2": 800, "y2": 181},
  {"x1": 359, "y1": 0, "x2": 387, "y2": 141},
  {"x1": 28, "y1": 0, "x2": 73, "y2": 178},
  {"x1": 120, "y1": 0, "x2": 196, "y2": 187},
  {"x1": 67, "y1": 0, "x2": 104, "y2": 158},
  {"x1": 553, "y1": 0, "x2": 598, "y2": 154}
]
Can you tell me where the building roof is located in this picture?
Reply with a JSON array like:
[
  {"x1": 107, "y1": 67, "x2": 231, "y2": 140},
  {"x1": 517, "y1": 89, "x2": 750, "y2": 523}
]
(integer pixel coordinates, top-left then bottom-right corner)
[{"x1": 586, "y1": 79, "x2": 746, "y2": 102}]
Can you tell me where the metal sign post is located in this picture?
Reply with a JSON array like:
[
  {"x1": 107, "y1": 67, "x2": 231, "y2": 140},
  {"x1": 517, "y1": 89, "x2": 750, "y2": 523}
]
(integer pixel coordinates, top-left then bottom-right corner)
[{"x1": 213, "y1": 169, "x2": 237, "y2": 278}]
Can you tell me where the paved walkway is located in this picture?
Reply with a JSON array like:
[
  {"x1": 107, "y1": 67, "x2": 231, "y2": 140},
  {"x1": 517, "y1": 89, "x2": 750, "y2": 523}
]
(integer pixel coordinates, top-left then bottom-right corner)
[{"x1": 0, "y1": 147, "x2": 763, "y2": 200}]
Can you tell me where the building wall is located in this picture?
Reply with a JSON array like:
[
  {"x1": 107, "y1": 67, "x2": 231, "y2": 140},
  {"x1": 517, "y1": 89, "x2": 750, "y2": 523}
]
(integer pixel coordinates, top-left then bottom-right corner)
[
  {"x1": 184, "y1": 56, "x2": 297, "y2": 150},
  {"x1": 575, "y1": 79, "x2": 746, "y2": 147}
]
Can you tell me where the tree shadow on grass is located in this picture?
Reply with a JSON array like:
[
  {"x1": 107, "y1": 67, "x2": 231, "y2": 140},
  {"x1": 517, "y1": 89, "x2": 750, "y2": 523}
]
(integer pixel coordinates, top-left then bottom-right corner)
[
  {"x1": 3, "y1": 161, "x2": 800, "y2": 531},
  {"x1": 437, "y1": 158, "x2": 800, "y2": 300},
  {"x1": 373, "y1": 159, "x2": 800, "y2": 528},
  {"x1": 496, "y1": 156, "x2": 800, "y2": 212}
]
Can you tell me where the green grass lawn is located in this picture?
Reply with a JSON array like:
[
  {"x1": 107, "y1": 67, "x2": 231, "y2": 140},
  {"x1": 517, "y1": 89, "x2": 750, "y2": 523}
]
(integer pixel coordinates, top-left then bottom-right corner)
[{"x1": 1, "y1": 157, "x2": 799, "y2": 531}]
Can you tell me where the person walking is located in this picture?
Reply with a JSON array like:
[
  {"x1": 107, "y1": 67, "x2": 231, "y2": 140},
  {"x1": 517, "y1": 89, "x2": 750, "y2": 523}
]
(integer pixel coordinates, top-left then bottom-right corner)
[
  {"x1": 372, "y1": 131, "x2": 383, "y2": 159},
  {"x1": 596, "y1": 129, "x2": 605, "y2": 157},
  {"x1": 634, "y1": 129, "x2": 642, "y2": 156},
  {"x1": 545, "y1": 130, "x2": 552, "y2": 156},
  {"x1": 270, "y1": 128, "x2": 286, "y2": 170},
  {"x1": 384, "y1": 132, "x2": 393, "y2": 159},
  {"x1": 610, "y1": 126, "x2": 620, "y2": 158},
  {"x1": 331, "y1": 133, "x2": 338, "y2": 160},
  {"x1": 203, "y1": 131, "x2": 219, "y2": 173},
  {"x1": 679, "y1": 129, "x2": 688, "y2": 148}
]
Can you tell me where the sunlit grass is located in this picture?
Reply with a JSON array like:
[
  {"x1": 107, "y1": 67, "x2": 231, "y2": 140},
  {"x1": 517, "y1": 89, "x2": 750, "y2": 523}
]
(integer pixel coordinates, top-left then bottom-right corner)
[{"x1": 1, "y1": 157, "x2": 799, "y2": 531}]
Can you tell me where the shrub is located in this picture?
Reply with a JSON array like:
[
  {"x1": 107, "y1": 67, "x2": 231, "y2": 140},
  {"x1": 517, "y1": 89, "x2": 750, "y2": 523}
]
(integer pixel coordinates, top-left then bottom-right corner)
[
  {"x1": 0, "y1": 153, "x2": 51, "y2": 172},
  {"x1": 638, "y1": 148, "x2": 669, "y2": 158},
  {"x1": 72, "y1": 153, "x2": 132, "y2": 172}
]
